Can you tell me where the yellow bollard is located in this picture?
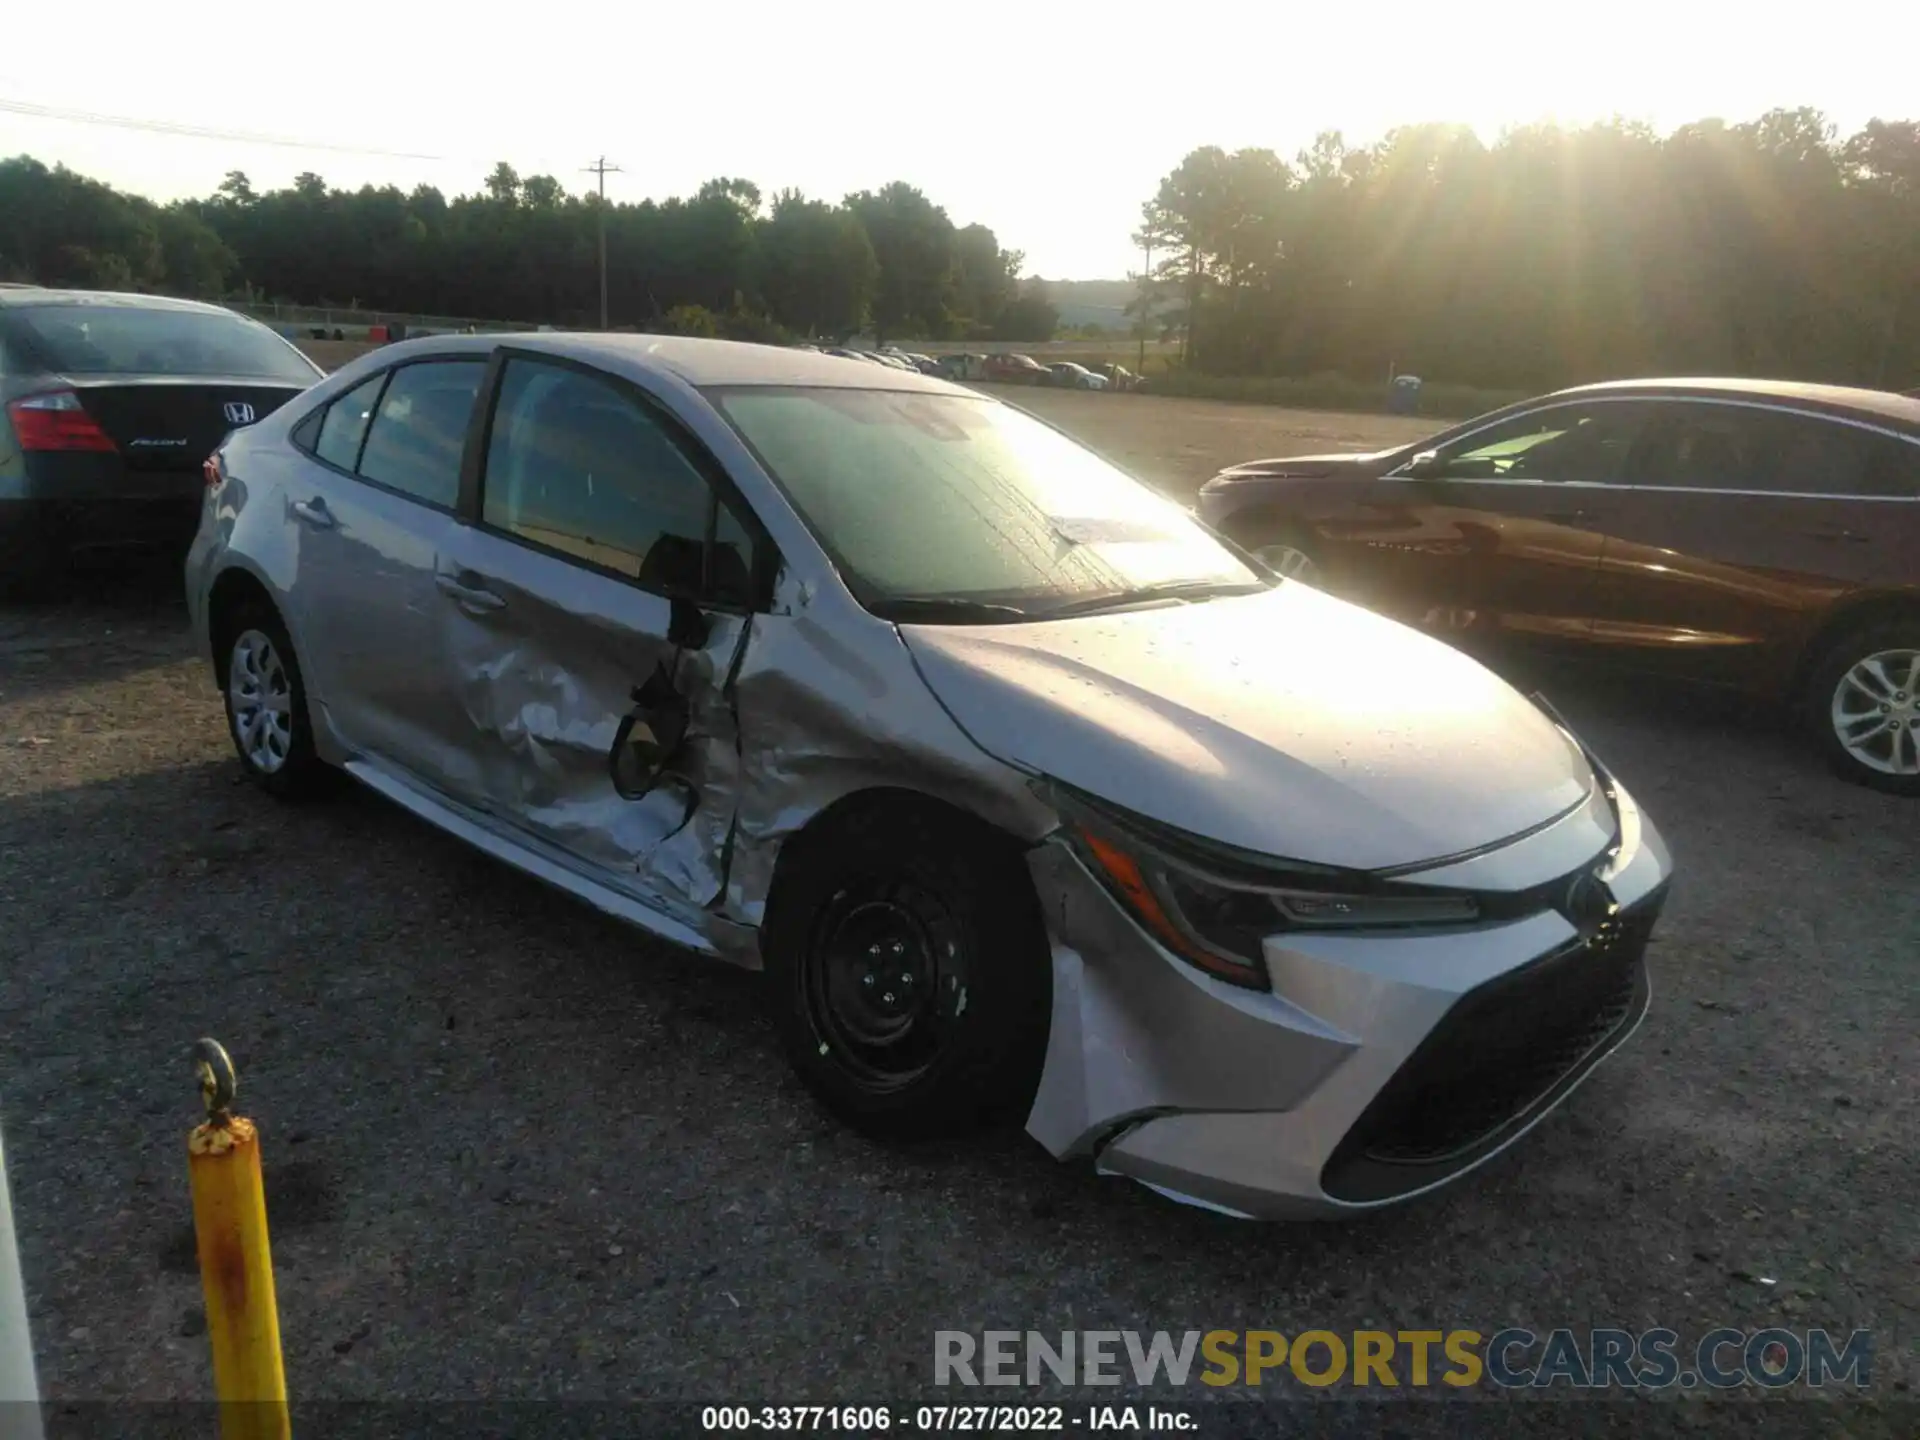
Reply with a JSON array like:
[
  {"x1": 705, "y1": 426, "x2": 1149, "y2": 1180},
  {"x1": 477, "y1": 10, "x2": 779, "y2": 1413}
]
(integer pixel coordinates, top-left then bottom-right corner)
[{"x1": 187, "y1": 1038, "x2": 290, "y2": 1440}]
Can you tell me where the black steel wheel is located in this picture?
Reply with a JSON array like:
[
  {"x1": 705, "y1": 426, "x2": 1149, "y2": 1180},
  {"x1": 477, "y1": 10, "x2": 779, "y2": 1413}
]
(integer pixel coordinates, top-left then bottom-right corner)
[
  {"x1": 801, "y1": 877, "x2": 970, "y2": 1094},
  {"x1": 763, "y1": 794, "x2": 1052, "y2": 1139}
]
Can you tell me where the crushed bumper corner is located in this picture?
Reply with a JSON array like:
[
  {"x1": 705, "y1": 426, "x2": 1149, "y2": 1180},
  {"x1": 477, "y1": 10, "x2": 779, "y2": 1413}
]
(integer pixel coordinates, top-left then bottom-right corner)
[{"x1": 1025, "y1": 786, "x2": 1675, "y2": 1221}]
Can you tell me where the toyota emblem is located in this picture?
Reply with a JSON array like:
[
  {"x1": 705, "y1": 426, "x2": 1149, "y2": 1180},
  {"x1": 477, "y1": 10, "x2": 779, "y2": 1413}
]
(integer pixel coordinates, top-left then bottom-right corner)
[{"x1": 223, "y1": 401, "x2": 256, "y2": 426}]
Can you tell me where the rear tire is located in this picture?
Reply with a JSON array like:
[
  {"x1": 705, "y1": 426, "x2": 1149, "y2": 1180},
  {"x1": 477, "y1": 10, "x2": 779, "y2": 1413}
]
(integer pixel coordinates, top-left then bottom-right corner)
[
  {"x1": 217, "y1": 600, "x2": 331, "y2": 801},
  {"x1": 1802, "y1": 617, "x2": 1920, "y2": 796},
  {"x1": 761, "y1": 795, "x2": 1053, "y2": 1141}
]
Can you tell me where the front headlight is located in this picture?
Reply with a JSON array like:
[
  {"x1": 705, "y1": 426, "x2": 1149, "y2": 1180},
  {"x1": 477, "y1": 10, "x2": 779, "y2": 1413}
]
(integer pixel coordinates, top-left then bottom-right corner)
[{"x1": 1059, "y1": 795, "x2": 1479, "y2": 989}]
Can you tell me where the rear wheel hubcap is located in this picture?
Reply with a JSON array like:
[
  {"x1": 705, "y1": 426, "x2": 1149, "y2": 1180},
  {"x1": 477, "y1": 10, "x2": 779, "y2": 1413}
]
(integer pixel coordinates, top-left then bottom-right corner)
[
  {"x1": 1831, "y1": 648, "x2": 1920, "y2": 776},
  {"x1": 229, "y1": 629, "x2": 294, "y2": 774}
]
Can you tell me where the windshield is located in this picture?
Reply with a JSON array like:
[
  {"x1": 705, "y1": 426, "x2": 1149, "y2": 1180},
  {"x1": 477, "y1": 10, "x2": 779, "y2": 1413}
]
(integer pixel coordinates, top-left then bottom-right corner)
[
  {"x1": 6, "y1": 304, "x2": 320, "y2": 383},
  {"x1": 711, "y1": 386, "x2": 1264, "y2": 618}
]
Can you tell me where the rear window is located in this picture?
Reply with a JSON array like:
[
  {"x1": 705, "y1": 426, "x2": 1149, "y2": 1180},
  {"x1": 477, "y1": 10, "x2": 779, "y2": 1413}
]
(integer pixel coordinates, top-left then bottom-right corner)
[
  {"x1": 5, "y1": 304, "x2": 320, "y2": 384},
  {"x1": 312, "y1": 374, "x2": 385, "y2": 471}
]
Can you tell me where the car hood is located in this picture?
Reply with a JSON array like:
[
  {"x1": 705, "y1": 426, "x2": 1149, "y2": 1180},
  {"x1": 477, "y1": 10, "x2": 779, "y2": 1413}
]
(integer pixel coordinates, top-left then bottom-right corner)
[
  {"x1": 900, "y1": 583, "x2": 1595, "y2": 871},
  {"x1": 1207, "y1": 448, "x2": 1403, "y2": 483}
]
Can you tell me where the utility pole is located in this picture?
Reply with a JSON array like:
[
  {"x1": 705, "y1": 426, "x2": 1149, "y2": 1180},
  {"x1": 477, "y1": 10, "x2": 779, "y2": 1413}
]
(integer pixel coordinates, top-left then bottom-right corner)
[
  {"x1": 583, "y1": 156, "x2": 623, "y2": 330},
  {"x1": 1137, "y1": 234, "x2": 1153, "y2": 377}
]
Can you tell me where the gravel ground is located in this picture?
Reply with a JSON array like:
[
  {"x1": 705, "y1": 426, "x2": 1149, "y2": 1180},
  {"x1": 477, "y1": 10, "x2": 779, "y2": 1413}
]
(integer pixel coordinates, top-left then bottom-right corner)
[{"x1": 0, "y1": 395, "x2": 1914, "y2": 1436}]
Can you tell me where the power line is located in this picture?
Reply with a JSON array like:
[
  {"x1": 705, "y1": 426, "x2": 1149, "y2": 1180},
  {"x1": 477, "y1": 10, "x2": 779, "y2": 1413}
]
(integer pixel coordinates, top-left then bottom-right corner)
[
  {"x1": 0, "y1": 95, "x2": 446, "y2": 162},
  {"x1": 583, "y1": 156, "x2": 623, "y2": 330}
]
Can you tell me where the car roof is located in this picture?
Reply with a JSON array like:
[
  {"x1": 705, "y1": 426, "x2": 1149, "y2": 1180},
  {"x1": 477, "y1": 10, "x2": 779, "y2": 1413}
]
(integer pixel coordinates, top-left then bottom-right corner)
[
  {"x1": 362, "y1": 332, "x2": 973, "y2": 395},
  {"x1": 1550, "y1": 376, "x2": 1920, "y2": 432},
  {"x1": 0, "y1": 287, "x2": 245, "y2": 316}
]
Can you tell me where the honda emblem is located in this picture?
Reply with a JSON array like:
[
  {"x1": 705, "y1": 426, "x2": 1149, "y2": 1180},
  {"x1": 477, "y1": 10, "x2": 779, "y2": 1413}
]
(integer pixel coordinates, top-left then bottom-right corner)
[{"x1": 223, "y1": 401, "x2": 256, "y2": 426}]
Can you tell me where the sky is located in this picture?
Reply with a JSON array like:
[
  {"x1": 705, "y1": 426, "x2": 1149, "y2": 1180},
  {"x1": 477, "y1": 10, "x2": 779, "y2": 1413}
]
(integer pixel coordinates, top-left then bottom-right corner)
[{"x1": 5, "y1": 1, "x2": 1917, "y2": 279}]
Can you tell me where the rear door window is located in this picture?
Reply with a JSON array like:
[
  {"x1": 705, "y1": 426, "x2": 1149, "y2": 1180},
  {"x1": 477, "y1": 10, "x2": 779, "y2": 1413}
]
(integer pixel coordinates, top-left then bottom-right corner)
[{"x1": 355, "y1": 360, "x2": 485, "y2": 509}]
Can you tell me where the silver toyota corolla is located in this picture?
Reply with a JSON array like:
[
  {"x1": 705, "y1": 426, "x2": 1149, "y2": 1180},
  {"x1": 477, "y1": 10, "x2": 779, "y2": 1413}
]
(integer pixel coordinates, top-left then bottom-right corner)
[{"x1": 186, "y1": 335, "x2": 1674, "y2": 1219}]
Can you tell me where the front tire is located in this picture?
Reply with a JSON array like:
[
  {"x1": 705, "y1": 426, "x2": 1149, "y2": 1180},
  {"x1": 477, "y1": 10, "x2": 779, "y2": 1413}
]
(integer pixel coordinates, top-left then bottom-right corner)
[
  {"x1": 218, "y1": 601, "x2": 330, "y2": 800},
  {"x1": 1803, "y1": 618, "x2": 1920, "y2": 796},
  {"x1": 761, "y1": 796, "x2": 1053, "y2": 1140},
  {"x1": 1229, "y1": 518, "x2": 1323, "y2": 585}
]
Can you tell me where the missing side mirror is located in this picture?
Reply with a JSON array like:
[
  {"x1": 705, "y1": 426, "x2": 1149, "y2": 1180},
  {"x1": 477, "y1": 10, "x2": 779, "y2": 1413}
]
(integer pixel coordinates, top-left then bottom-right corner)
[
  {"x1": 609, "y1": 661, "x2": 692, "y2": 800},
  {"x1": 668, "y1": 596, "x2": 712, "y2": 648}
]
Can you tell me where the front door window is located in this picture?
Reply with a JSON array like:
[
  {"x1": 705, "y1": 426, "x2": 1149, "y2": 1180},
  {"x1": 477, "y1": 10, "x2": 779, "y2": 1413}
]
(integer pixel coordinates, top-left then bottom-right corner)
[
  {"x1": 481, "y1": 358, "x2": 752, "y2": 605},
  {"x1": 1428, "y1": 404, "x2": 1648, "y2": 485}
]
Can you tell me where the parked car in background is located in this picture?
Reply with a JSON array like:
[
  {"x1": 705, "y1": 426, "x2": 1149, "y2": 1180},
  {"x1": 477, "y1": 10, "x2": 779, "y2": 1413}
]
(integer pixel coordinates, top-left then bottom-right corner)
[
  {"x1": 186, "y1": 335, "x2": 1671, "y2": 1218},
  {"x1": 1196, "y1": 378, "x2": 1920, "y2": 794},
  {"x1": 1047, "y1": 362, "x2": 1109, "y2": 391},
  {"x1": 0, "y1": 288, "x2": 323, "y2": 593},
  {"x1": 880, "y1": 349, "x2": 940, "y2": 376},
  {"x1": 827, "y1": 348, "x2": 903, "y2": 370},
  {"x1": 937, "y1": 353, "x2": 989, "y2": 383},
  {"x1": 1093, "y1": 363, "x2": 1142, "y2": 392},
  {"x1": 984, "y1": 353, "x2": 1049, "y2": 385}
]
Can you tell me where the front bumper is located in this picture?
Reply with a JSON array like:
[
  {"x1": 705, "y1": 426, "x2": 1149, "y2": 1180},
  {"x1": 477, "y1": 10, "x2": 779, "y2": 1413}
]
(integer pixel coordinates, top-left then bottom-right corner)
[{"x1": 1021, "y1": 777, "x2": 1672, "y2": 1219}]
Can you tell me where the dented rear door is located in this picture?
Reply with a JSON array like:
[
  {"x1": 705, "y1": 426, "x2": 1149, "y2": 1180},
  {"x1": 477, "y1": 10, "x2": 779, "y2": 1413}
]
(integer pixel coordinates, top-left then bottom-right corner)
[{"x1": 430, "y1": 352, "x2": 755, "y2": 925}]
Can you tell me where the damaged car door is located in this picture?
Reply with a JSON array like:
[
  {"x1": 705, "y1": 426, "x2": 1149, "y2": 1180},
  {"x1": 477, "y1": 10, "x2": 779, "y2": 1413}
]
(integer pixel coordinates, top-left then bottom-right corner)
[{"x1": 430, "y1": 351, "x2": 766, "y2": 929}]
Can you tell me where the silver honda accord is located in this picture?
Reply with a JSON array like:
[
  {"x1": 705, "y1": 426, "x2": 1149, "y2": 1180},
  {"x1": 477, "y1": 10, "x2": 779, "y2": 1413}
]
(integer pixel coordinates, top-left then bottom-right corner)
[{"x1": 186, "y1": 334, "x2": 1673, "y2": 1219}]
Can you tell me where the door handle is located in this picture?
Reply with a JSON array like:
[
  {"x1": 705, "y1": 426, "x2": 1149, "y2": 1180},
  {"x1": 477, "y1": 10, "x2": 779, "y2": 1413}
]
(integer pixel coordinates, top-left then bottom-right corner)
[
  {"x1": 434, "y1": 573, "x2": 507, "y2": 611},
  {"x1": 290, "y1": 497, "x2": 335, "y2": 530},
  {"x1": 1809, "y1": 529, "x2": 1869, "y2": 544}
]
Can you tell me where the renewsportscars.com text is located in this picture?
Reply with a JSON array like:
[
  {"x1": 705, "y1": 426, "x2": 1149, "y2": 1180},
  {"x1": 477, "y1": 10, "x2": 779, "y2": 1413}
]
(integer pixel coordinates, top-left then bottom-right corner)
[{"x1": 933, "y1": 1328, "x2": 1873, "y2": 1391}]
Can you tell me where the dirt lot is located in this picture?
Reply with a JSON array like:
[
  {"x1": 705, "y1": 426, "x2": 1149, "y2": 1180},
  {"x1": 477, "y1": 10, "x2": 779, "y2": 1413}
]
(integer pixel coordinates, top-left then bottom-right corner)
[{"x1": 1, "y1": 393, "x2": 1914, "y2": 1433}]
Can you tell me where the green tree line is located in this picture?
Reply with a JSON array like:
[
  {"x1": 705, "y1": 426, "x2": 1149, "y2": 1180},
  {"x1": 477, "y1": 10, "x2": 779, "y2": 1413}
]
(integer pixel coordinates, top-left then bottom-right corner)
[
  {"x1": 0, "y1": 156, "x2": 1061, "y2": 343},
  {"x1": 1135, "y1": 109, "x2": 1920, "y2": 391}
]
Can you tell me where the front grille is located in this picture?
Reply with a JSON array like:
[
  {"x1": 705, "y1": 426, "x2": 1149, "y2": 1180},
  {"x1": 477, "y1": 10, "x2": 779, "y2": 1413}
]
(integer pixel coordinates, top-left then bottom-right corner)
[{"x1": 1321, "y1": 893, "x2": 1662, "y2": 1204}]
